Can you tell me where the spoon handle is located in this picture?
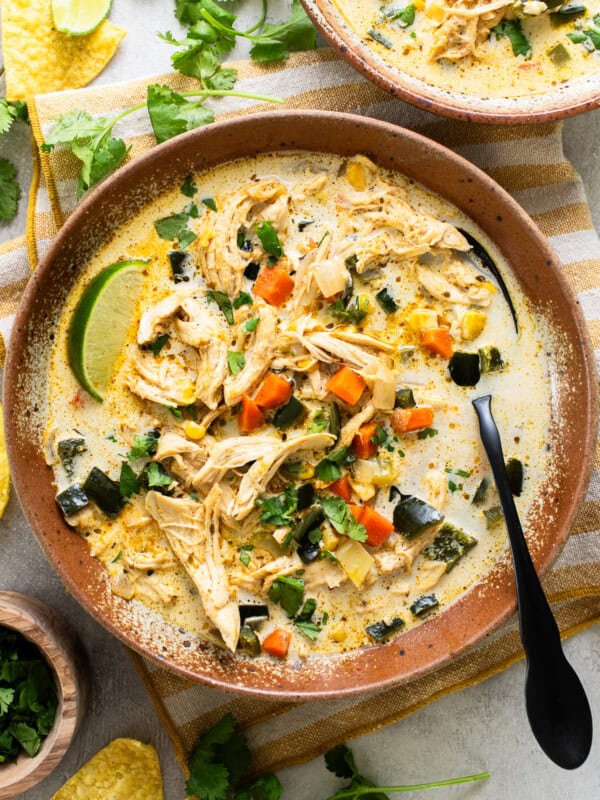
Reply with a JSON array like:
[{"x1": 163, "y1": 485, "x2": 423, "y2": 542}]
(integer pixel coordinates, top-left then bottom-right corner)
[{"x1": 472, "y1": 395, "x2": 559, "y2": 649}]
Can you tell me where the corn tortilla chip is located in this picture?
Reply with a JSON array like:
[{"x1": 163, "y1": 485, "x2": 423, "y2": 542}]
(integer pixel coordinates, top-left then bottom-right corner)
[
  {"x1": 50, "y1": 738, "x2": 164, "y2": 800},
  {"x1": 0, "y1": 407, "x2": 9, "y2": 519},
  {"x1": 1, "y1": 0, "x2": 126, "y2": 102}
]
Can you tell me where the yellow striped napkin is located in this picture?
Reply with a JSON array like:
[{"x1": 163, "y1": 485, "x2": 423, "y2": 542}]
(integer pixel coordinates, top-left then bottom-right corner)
[{"x1": 1, "y1": 49, "x2": 599, "y2": 776}]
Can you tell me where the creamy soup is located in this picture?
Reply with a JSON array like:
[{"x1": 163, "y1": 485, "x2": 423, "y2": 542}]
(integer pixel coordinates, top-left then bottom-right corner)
[
  {"x1": 333, "y1": 0, "x2": 600, "y2": 98},
  {"x1": 45, "y1": 153, "x2": 551, "y2": 661}
]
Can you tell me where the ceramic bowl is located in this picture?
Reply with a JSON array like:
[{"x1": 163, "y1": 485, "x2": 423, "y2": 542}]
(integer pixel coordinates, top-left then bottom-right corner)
[
  {"x1": 4, "y1": 112, "x2": 597, "y2": 698},
  {"x1": 302, "y1": 0, "x2": 600, "y2": 123},
  {"x1": 0, "y1": 592, "x2": 87, "y2": 798}
]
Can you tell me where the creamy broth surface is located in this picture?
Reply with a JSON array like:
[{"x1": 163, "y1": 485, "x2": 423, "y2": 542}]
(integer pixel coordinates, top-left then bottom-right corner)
[
  {"x1": 45, "y1": 153, "x2": 552, "y2": 661},
  {"x1": 333, "y1": 0, "x2": 600, "y2": 98}
]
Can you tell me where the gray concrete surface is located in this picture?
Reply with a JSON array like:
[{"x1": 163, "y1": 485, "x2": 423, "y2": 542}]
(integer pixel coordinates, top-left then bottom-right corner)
[{"x1": 1, "y1": 2, "x2": 599, "y2": 798}]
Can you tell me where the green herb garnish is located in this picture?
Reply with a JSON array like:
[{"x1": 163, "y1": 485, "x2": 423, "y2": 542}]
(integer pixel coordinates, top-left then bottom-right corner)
[
  {"x1": 227, "y1": 351, "x2": 246, "y2": 375},
  {"x1": 206, "y1": 290, "x2": 235, "y2": 324},
  {"x1": 319, "y1": 495, "x2": 367, "y2": 542}
]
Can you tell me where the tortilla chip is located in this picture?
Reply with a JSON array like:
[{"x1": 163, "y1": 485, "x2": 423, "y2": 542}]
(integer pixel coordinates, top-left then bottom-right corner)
[
  {"x1": 0, "y1": 407, "x2": 9, "y2": 519},
  {"x1": 1, "y1": 0, "x2": 126, "y2": 102},
  {"x1": 50, "y1": 739, "x2": 164, "y2": 800}
]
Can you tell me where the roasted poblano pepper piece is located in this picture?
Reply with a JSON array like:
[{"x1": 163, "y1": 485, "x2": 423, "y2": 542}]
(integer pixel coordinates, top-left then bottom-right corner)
[
  {"x1": 424, "y1": 523, "x2": 477, "y2": 572},
  {"x1": 168, "y1": 250, "x2": 192, "y2": 283},
  {"x1": 375, "y1": 288, "x2": 398, "y2": 314},
  {"x1": 57, "y1": 438, "x2": 86, "y2": 477},
  {"x1": 394, "y1": 388, "x2": 416, "y2": 409},
  {"x1": 410, "y1": 594, "x2": 439, "y2": 617},
  {"x1": 83, "y1": 467, "x2": 123, "y2": 518},
  {"x1": 239, "y1": 604, "x2": 270, "y2": 626},
  {"x1": 393, "y1": 495, "x2": 444, "y2": 539},
  {"x1": 550, "y1": 3, "x2": 586, "y2": 25},
  {"x1": 484, "y1": 505, "x2": 504, "y2": 529},
  {"x1": 329, "y1": 402, "x2": 341, "y2": 441},
  {"x1": 296, "y1": 483, "x2": 315, "y2": 511},
  {"x1": 479, "y1": 345, "x2": 504, "y2": 373},
  {"x1": 366, "y1": 617, "x2": 405, "y2": 641},
  {"x1": 56, "y1": 484, "x2": 89, "y2": 517},
  {"x1": 237, "y1": 625, "x2": 262, "y2": 656},
  {"x1": 449, "y1": 352, "x2": 481, "y2": 387},
  {"x1": 506, "y1": 457, "x2": 524, "y2": 496},
  {"x1": 291, "y1": 508, "x2": 325, "y2": 541},
  {"x1": 273, "y1": 396, "x2": 308, "y2": 430},
  {"x1": 472, "y1": 477, "x2": 490, "y2": 505}
]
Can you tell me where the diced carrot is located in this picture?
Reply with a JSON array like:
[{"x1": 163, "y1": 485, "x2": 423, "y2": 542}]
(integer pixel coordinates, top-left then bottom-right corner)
[
  {"x1": 360, "y1": 505, "x2": 394, "y2": 547},
  {"x1": 326, "y1": 366, "x2": 366, "y2": 406},
  {"x1": 262, "y1": 628, "x2": 291, "y2": 659},
  {"x1": 238, "y1": 394, "x2": 265, "y2": 433},
  {"x1": 351, "y1": 421, "x2": 379, "y2": 459},
  {"x1": 254, "y1": 372, "x2": 293, "y2": 410},
  {"x1": 254, "y1": 265, "x2": 295, "y2": 306},
  {"x1": 328, "y1": 475, "x2": 352, "y2": 502},
  {"x1": 391, "y1": 406, "x2": 434, "y2": 434},
  {"x1": 420, "y1": 327, "x2": 454, "y2": 359},
  {"x1": 347, "y1": 504, "x2": 394, "y2": 548}
]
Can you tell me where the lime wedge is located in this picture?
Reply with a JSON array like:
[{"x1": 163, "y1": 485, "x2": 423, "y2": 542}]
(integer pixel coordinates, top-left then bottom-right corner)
[
  {"x1": 68, "y1": 260, "x2": 147, "y2": 402},
  {"x1": 52, "y1": 0, "x2": 112, "y2": 36}
]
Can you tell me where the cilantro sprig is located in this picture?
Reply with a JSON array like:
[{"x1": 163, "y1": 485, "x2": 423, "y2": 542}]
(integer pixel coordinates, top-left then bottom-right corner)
[
  {"x1": 0, "y1": 98, "x2": 28, "y2": 221},
  {"x1": 185, "y1": 714, "x2": 490, "y2": 800},
  {"x1": 319, "y1": 495, "x2": 367, "y2": 542}
]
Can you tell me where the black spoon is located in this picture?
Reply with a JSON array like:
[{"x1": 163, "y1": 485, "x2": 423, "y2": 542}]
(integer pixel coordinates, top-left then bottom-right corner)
[{"x1": 473, "y1": 395, "x2": 593, "y2": 769}]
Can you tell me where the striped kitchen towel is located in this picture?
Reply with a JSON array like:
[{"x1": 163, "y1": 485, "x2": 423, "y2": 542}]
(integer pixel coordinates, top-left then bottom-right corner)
[{"x1": 1, "y1": 48, "x2": 599, "y2": 775}]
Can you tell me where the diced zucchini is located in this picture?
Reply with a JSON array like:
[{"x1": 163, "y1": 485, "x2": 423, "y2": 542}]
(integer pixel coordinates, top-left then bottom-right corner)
[
  {"x1": 297, "y1": 483, "x2": 315, "y2": 511},
  {"x1": 375, "y1": 288, "x2": 399, "y2": 314},
  {"x1": 335, "y1": 538, "x2": 374, "y2": 587},
  {"x1": 237, "y1": 625, "x2": 262, "y2": 656},
  {"x1": 394, "y1": 388, "x2": 416, "y2": 409},
  {"x1": 291, "y1": 508, "x2": 325, "y2": 541},
  {"x1": 424, "y1": 523, "x2": 477, "y2": 572},
  {"x1": 56, "y1": 484, "x2": 89, "y2": 517},
  {"x1": 57, "y1": 438, "x2": 86, "y2": 478},
  {"x1": 506, "y1": 458, "x2": 524, "y2": 496},
  {"x1": 410, "y1": 594, "x2": 439, "y2": 617},
  {"x1": 548, "y1": 42, "x2": 572, "y2": 65},
  {"x1": 273, "y1": 396, "x2": 308, "y2": 430},
  {"x1": 479, "y1": 345, "x2": 504, "y2": 373},
  {"x1": 366, "y1": 617, "x2": 405, "y2": 641},
  {"x1": 82, "y1": 467, "x2": 123, "y2": 518},
  {"x1": 461, "y1": 310, "x2": 487, "y2": 341},
  {"x1": 393, "y1": 495, "x2": 444, "y2": 539},
  {"x1": 484, "y1": 505, "x2": 504, "y2": 529},
  {"x1": 472, "y1": 477, "x2": 490, "y2": 505},
  {"x1": 449, "y1": 352, "x2": 481, "y2": 386},
  {"x1": 239, "y1": 604, "x2": 270, "y2": 626}
]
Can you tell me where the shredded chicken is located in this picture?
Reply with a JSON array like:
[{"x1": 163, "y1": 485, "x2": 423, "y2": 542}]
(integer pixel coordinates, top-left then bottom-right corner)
[
  {"x1": 428, "y1": 0, "x2": 510, "y2": 62},
  {"x1": 146, "y1": 486, "x2": 240, "y2": 651},
  {"x1": 223, "y1": 305, "x2": 277, "y2": 405}
]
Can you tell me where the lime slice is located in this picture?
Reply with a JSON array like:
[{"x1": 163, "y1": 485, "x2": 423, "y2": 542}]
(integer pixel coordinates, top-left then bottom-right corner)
[
  {"x1": 52, "y1": 0, "x2": 112, "y2": 36},
  {"x1": 68, "y1": 260, "x2": 147, "y2": 402}
]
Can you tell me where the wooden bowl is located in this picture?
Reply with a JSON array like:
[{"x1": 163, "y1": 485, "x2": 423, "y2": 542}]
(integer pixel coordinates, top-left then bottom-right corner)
[
  {"x1": 0, "y1": 592, "x2": 87, "y2": 798},
  {"x1": 4, "y1": 112, "x2": 597, "y2": 698},
  {"x1": 302, "y1": 0, "x2": 600, "y2": 123}
]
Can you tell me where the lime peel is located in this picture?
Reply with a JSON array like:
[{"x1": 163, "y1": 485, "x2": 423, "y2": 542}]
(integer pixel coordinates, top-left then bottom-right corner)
[
  {"x1": 52, "y1": 0, "x2": 113, "y2": 36},
  {"x1": 68, "y1": 260, "x2": 147, "y2": 402}
]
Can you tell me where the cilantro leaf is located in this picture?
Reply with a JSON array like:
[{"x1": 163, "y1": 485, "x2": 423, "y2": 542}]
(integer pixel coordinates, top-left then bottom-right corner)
[
  {"x1": 256, "y1": 485, "x2": 298, "y2": 526},
  {"x1": 268, "y1": 575, "x2": 305, "y2": 617},
  {"x1": 227, "y1": 351, "x2": 246, "y2": 375},
  {"x1": 0, "y1": 158, "x2": 21, "y2": 222},
  {"x1": 319, "y1": 495, "x2": 367, "y2": 542},
  {"x1": 8, "y1": 722, "x2": 40, "y2": 758},
  {"x1": 150, "y1": 333, "x2": 170, "y2": 356},
  {"x1": 294, "y1": 620, "x2": 321, "y2": 640},
  {"x1": 308, "y1": 409, "x2": 330, "y2": 434},
  {"x1": 186, "y1": 713, "x2": 247, "y2": 800},
  {"x1": 239, "y1": 544, "x2": 254, "y2": 567},
  {"x1": 44, "y1": 109, "x2": 113, "y2": 145},
  {"x1": 493, "y1": 19, "x2": 532, "y2": 59},
  {"x1": 315, "y1": 446, "x2": 355, "y2": 482},
  {"x1": 204, "y1": 67, "x2": 238, "y2": 90},
  {"x1": 181, "y1": 174, "x2": 198, "y2": 197},
  {"x1": 245, "y1": 317, "x2": 259, "y2": 332},
  {"x1": 147, "y1": 84, "x2": 215, "y2": 145},
  {"x1": 250, "y1": 0, "x2": 317, "y2": 63},
  {"x1": 237, "y1": 773, "x2": 283, "y2": 800},
  {"x1": 144, "y1": 462, "x2": 172, "y2": 489},
  {"x1": 256, "y1": 220, "x2": 284, "y2": 258},
  {"x1": 330, "y1": 297, "x2": 368, "y2": 325},
  {"x1": 206, "y1": 290, "x2": 235, "y2": 323},
  {"x1": 325, "y1": 744, "x2": 358, "y2": 779},
  {"x1": 0, "y1": 99, "x2": 17, "y2": 136},
  {"x1": 128, "y1": 429, "x2": 160, "y2": 460},
  {"x1": 119, "y1": 462, "x2": 140, "y2": 498},
  {"x1": 154, "y1": 210, "x2": 197, "y2": 248},
  {"x1": 233, "y1": 291, "x2": 253, "y2": 309},
  {"x1": 0, "y1": 688, "x2": 14, "y2": 716}
]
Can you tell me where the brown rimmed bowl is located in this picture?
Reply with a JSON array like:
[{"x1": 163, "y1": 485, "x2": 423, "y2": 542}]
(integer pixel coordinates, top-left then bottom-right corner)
[
  {"x1": 302, "y1": 0, "x2": 600, "y2": 123},
  {"x1": 4, "y1": 111, "x2": 597, "y2": 698},
  {"x1": 0, "y1": 592, "x2": 87, "y2": 798}
]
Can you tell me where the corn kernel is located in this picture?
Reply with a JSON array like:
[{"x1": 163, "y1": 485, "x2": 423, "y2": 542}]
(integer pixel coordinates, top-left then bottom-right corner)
[
  {"x1": 357, "y1": 294, "x2": 372, "y2": 315},
  {"x1": 426, "y1": 2, "x2": 445, "y2": 20},
  {"x1": 184, "y1": 420, "x2": 206, "y2": 440},
  {"x1": 175, "y1": 380, "x2": 197, "y2": 405},
  {"x1": 198, "y1": 226, "x2": 214, "y2": 248},
  {"x1": 461, "y1": 310, "x2": 487, "y2": 341},
  {"x1": 322, "y1": 527, "x2": 341, "y2": 551},
  {"x1": 330, "y1": 625, "x2": 347, "y2": 642},
  {"x1": 347, "y1": 162, "x2": 367, "y2": 191},
  {"x1": 482, "y1": 281, "x2": 497, "y2": 293},
  {"x1": 414, "y1": 0, "x2": 425, "y2": 9},
  {"x1": 408, "y1": 308, "x2": 438, "y2": 331}
]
